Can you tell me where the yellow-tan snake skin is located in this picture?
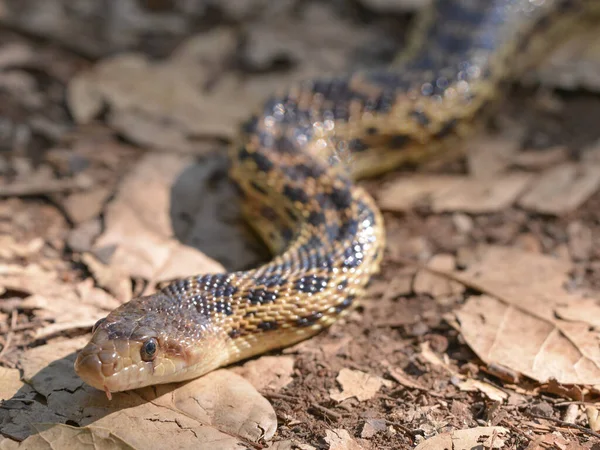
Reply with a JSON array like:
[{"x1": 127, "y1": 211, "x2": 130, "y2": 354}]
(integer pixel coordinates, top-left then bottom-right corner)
[{"x1": 75, "y1": 0, "x2": 596, "y2": 397}]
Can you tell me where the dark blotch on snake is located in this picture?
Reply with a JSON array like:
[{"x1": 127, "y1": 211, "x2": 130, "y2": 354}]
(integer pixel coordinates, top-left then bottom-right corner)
[
  {"x1": 257, "y1": 321, "x2": 278, "y2": 331},
  {"x1": 247, "y1": 288, "x2": 278, "y2": 305},
  {"x1": 283, "y1": 185, "x2": 309, "y2": 203}
]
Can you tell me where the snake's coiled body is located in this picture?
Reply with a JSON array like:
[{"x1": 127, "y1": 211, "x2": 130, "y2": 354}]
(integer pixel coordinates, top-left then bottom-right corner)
[{"x1": 75, "y1": 0, "x2": 595, "y2": 395}]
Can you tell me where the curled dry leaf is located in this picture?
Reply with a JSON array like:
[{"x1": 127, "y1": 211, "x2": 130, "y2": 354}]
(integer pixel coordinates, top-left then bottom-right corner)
[
  {"x1": 324, "y1": 429, "x2": 364, "y2": 450},
  {"x1": 414, "y1": 426, "x2": 509, "y2": 450},
  {"x1": 455, "y1": 379, "x2": 508, "y2": 403},
  {"x1": 452, "y1": 246, "x2": 600, "y2": 387},
  {"x1": 231, "y1": 355, "x2": 295, "y2": 392},
  {"x1": 330, "y1": 368, "x2": 391, "y2": 402},
  {"x1": 6, "y1": 337, "x2": 278, "y2": 448}
]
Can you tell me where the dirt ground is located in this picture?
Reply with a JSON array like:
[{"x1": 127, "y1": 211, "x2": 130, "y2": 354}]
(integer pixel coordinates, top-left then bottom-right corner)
[{"x1": 1, "y1": 1, "x2": 600, "y2": 449}]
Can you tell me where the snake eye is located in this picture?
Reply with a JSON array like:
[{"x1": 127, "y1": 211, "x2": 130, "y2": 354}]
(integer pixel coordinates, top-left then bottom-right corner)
[
  {"x1": 92, "y1": 318, "x2": 106, "y2": 333},
  {"x1": 141, "y1": 338, "x2": 158, "y2": 362}
]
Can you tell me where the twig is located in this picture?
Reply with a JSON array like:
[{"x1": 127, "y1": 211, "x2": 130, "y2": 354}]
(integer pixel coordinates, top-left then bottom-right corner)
[
  {"x1": 264, "y1": 392, "x2": 299, "y2": 402},
  {"x1": 526, "y1": 412, "x2": 600, "y2": 440},
  {"x1": 0, "y1": 175, "x2": 92, "y2": 197},
  {"x1": 310, "y1": 402, "x2": 344, "y2": 421},
  {"x1": 0, "y1": 332, "x2": 13, "y2": 361}
]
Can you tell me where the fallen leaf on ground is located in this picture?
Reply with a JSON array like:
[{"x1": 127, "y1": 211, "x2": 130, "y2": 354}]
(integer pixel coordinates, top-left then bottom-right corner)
[
  {"x1": 0, "y1": 367, "x2": 23, "y2": 400},
  {"x1": 378, "y1": 173, "x2": 532, "y2": 213},
  {"x1": 330, "y1": 368, "x2": 391, "y2": 402},
  {"x1": 92, "y1": 153, "x2": 225, "y2": 287},
  {"x1": 4, "y1": 337, "x2": 278, "y2": 449},
  {"x1": 386, "y1": 365, "x2": 428, "y2": 391},
  {"x1": 524, "y1": 432, "x2": 589, "y2": 450},
  {"x1": 13, "y1": 424, "x2": 134, "y2": 450},
  {"x1": 466, "y1": 129, "x2": 523, "y2": 179},
  {"x1": 586, "y1": 406, "x2": 600, "y2": 432},
  {"x1": 431, "y1": 173, "x2": 533, "y2": 213},
  {"x1": 451, "y1": 246, "x2": 600, "y2": 388},
  {"x1": 413, "y1": 254, "x2": 464, "y2": 298},
  {"x1": 323, "y1": 429, "x2": 364, "y2": 450},
  {"x1": 360, "y1": 418, "x2": 387, "y2": 438},
  {"x1": 414, "y1": 426, "x2": 509, "y2": 450},
  {"x1": 267, "y1": 440, "x2": 316, "y2": 450},
  {"x1": 0, "y1": 265, "x2": 121, "y2": 339},
  {"x1": 518, "y1": 163, "x2": 600, "y2": 215},
  {"x1": 231, "y1": 356, "x2": 295, "y2": 392},
  {"x1": 455, "y1": 379, "x2": 508, "y2": 403}
]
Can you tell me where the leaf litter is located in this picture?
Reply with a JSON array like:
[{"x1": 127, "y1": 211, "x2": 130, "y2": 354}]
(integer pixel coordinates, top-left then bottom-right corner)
[{"x1": 1, "y1": 1, "x2": 600, "y2": 449}]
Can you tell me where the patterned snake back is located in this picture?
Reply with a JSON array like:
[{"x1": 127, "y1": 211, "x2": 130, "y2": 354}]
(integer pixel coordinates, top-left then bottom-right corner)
[{"x1": 75, "y1": 0, "x2": 595, "y2": 397}]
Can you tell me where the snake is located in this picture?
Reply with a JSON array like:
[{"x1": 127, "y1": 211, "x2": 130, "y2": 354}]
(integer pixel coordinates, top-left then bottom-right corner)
[{"x1": 74, "y1": 0, "x2": 596, "y2": 398}]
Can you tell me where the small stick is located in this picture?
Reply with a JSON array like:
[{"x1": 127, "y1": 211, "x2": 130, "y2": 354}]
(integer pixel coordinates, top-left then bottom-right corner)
[
  {"x1": 310, "y1": 402, "x2": 344, "y2": 421},
  {"x1": 526, "y1": 412, "x2": 600, "y2": 440}
]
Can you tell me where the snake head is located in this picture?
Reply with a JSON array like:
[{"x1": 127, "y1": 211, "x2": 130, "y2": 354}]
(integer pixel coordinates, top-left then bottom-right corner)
[{"x1": 74, "y1": 292, "x2": 227, "y2": 398}]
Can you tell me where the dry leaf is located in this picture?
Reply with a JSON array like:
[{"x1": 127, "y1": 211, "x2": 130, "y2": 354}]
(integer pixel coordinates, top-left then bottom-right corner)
[
  {"x1": 585, "y1": 406, "x2": 600, "y2": 431},
  {"x1": 330, "y1": 368, "x2": 390, "y2": 402},
  {"x1": 14, "y1": 424, "x2": 134, "y2": 450},
  {"x1": 524, "y1": 432, "x2": 589, "y2": 450},
  {"x1": 378, "y1": 174, "x2": 532, "y2": 213},
  {"x1": 5, "y1": 337, "x2": 278, "y2": 448},
  {"x1": 518, "y1": 163, "x2": 600, "y2": 215},
  {"x1": 414, "y1": 426, "x2": 509, "y2": 450},
  {"x1": 0, "y1": 367, "x2": 23, "y2": 401},
  {"x1": 431, "y1": 173, "x2": 532, "y2": 213},
  {"x1": 387, "y1": 366, "x2": 427, "y2": 391},
  {"x1": 466, "y1": 130, "x2": 523, "y2": 179},
  {"x1": 232, "y1": 356, "x2": 295, "y2": 392},
  {"x1": 0, "y1": 265, "x2": 121, "y2": 339},
  {"x1": 361, "y1": 419, "x2": 387, "y2": 438},
  {"x1": 323, "y1": 429, "x2": 363, "y2": 450},
  {"x1": 267, "y1": 440, "x2": 316, "y2": 450},
  {"x1": 452, "y1": 246, "x2": 600, "y2": 387},
  {"x1": 413, "y1": 254, "x2": 464, "y2": 298},
  {"x1": 378, "y1": 176, "x2": 465, "y2": 212},
  {"x1": 93, "y1": 153, "x2": 224, "y2": 285},
  {"x1": 456, "y1": 379, "x2": 508, "y2": 403}
]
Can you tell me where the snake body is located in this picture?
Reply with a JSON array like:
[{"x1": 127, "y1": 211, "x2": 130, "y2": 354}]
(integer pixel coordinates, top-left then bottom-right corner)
[{"x1": 75, "y1": 0, "x2": 595, "y2": 396}]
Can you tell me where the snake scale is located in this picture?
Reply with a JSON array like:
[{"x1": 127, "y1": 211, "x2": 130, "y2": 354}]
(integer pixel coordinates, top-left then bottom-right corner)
[{"x1": 75, "y1": 0, "x2": 596, "y2": 397}]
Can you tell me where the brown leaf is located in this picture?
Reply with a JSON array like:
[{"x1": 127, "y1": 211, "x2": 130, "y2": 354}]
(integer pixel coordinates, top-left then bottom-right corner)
[
  {"x1": 518, "y1": 163, "x2": 600, "y2": 215},
  {"x1": 16, "y1": 424, "x2": 134, "y2": 450},
  {"x1": 232, "y1": 356, "x2": 295, "y2": 392},
  {"x1": 455, "y1": 379, "x2": 508, "y2": 403},
  {"x1": 431, "y1": 173, "x2": 532, "y2": 213},
  {"x1": 93, "y1": 153, "x2": 224, "y2": 285},
  {"x1": 414, "y1": 426, "x2": 509, "y2": 450},
  {"x1": 452, "y1": 246, "x2": 600, "y2": 387},
  {"x1": 466, "y1": 129, "x2": 523, "y2": 179},
  {"x1": 8, "y1": 338, "x2": 278, "y2": 448},
  {"x1": 0, "y1": 265, "x2": 121, "y2": 339},
  {"x1": 323, "y1": 429, "x2": 364, "y2": 450},
  {"x1": 378, "y1": 174, "x2": 532, "y2": 213},
  {"x1": 413, "y1": 254, "x2": 464, "y2": 298},
  {"x1": 330, "y1": 368, "x2": 391, "y2": 402},
  {"x1": 0, "y1": 367, "x2": 23, "y2": 401}
]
